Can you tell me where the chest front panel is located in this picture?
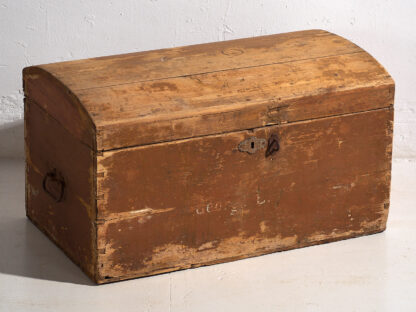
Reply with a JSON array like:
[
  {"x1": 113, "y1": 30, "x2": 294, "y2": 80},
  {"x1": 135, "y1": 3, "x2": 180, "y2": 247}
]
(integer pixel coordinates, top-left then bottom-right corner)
[{"x1": 95, "y1": 108, "x2": 392, "y2": 281}]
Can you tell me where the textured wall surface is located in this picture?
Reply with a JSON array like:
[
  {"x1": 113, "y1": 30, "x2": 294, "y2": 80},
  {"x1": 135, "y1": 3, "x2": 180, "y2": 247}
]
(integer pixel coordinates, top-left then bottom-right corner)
[{"x1": 1, "y1": 0, "x2": 415, "y2": 158}]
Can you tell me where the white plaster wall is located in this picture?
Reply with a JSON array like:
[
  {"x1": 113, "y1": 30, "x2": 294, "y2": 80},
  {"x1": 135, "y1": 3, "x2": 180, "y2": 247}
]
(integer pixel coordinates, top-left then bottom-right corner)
[{"x1": 1, "y1": 0, "x2": 415, "y2": 158}]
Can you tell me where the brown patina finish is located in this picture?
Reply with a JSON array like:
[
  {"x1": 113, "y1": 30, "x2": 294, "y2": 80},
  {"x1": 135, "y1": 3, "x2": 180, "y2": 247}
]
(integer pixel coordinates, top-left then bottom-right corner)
[{"x1": 24, "y1": 29, "x2": 394, "y2": 283}]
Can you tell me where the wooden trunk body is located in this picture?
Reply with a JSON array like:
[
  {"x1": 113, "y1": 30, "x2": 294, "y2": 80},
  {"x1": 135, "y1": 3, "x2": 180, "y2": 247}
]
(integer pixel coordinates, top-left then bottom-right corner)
[{"x1": 24, "y1": 30, "x2": 394, "y2": 284}]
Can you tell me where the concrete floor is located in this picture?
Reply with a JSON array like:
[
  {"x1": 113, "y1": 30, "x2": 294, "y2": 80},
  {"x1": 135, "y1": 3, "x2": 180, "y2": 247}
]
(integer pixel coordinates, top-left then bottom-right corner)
[{"x1": 1, "y1": 158, "x2": 415, "y2": 311}]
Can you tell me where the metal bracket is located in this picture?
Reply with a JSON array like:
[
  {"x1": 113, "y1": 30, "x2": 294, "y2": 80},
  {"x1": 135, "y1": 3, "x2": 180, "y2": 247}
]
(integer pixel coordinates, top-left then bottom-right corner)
[
  {"x1": 42, "y1": 168, "x2": 65, "y2": 202},
  {"x1": 238, "y1": 137, "x2": 267, "y2": 154}
]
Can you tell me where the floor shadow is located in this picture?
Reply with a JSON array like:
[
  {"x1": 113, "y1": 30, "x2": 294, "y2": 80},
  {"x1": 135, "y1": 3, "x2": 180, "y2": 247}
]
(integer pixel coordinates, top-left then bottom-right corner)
[
  {"x1": 0, "y1": 159, "x2": 94, "y2": 286},
  {"x1": 0, "y1": 119, "x2": 24, "y2": 158}
]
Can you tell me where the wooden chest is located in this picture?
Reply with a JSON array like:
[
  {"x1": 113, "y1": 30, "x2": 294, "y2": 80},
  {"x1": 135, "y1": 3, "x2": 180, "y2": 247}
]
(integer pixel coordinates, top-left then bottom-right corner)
[{"x1": 24, "y1": 29, "x2": 394, "y2": 284}]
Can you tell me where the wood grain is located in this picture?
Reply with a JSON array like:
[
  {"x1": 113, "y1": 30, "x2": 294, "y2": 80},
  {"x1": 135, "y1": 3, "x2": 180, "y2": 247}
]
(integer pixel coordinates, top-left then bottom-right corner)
[
  {"x1": 39, "y1": 30, "x2": 360, "y2": 90},
  {"x1": 95, "y1": 108, "x2": 393, "y2": 282}
]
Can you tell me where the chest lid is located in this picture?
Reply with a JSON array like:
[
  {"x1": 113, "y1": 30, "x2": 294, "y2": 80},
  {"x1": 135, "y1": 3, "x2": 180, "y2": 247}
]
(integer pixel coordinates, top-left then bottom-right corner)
[{"x1": 23, "y1": 29, "x2": 394, "y2": 151}]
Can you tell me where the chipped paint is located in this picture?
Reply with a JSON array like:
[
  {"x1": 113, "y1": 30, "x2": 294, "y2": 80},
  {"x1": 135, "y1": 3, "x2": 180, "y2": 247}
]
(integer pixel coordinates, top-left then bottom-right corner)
[
  {"x1": 100, "y1": 207, "x2": 175, "y2": 223},
  {"x1": 98, "y1": 232, "x2": 299, "y2": 279},
  {"x1": 97, "y1": 212, "x2": 387, "y2": 281},
  {"x1": 256, "y1": 188, "x2": 266, "y2": 205}
]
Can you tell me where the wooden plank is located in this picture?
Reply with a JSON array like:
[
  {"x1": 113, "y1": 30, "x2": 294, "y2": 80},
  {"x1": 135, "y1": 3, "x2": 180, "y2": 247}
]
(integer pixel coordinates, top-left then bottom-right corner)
[
  {"x1": 25, "y1": 99, "x2": 97, "y2": 281},
  {"x1": 39, "y1": 30, "x2": 361, "y2": 91},
  {"x1": 79, "y1": 52, "x2": 390, "y2": 126},
  {"x1": 95, "y1": 107, "x2": 393, "y2": 283}
]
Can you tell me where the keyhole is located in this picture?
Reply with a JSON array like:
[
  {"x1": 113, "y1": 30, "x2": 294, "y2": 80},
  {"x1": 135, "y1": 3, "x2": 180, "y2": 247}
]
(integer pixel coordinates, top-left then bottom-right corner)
[{"x1": 251, "y1": 141, "x2": 255, "y2": 149}]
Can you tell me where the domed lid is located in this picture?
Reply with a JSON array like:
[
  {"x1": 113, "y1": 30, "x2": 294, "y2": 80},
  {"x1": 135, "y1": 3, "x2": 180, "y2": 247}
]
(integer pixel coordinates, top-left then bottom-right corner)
[{"x1": 23, "y1": 29, "x2": 394, "y2": 151}]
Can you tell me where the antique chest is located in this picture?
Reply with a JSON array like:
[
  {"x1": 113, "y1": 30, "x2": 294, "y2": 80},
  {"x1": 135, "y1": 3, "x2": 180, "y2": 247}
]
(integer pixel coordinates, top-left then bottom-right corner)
[{"x1": 24, "y1": 29, "x2": 394, "y2": 284}]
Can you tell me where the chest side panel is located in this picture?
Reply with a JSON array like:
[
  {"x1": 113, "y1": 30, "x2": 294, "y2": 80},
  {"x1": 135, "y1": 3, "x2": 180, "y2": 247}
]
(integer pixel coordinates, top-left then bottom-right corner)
[
  {"x1": 23, "y1": 67, "x2": 95, "y2": 149},
  {"x1": 25, "y1": 100, "x2": 97, "y2": 280},
  {"x1": 95, "y1": 107, "x2": 393, "y2": 283}
]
